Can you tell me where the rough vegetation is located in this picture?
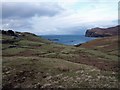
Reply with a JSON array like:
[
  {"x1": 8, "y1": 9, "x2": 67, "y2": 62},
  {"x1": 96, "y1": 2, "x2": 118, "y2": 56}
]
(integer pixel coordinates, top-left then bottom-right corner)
[{"x1": 1, "y1": 30, "x2": 120, "y2": 89}]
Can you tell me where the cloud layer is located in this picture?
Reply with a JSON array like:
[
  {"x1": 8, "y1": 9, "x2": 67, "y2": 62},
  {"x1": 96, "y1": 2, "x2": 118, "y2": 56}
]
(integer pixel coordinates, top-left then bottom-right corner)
[
  {"x1": 2, "y1": 2, "x2": 63, "y2": 18},
  {"x1": 1, "y1": 0, "x2": 119, "y2": 35}
]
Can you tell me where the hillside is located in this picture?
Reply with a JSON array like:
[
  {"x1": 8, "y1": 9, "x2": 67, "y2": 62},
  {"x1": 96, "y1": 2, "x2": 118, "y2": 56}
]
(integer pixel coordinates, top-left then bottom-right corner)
[
  {"x1": 1, "y1": 30, "x2": 119, "y2": 89},
  {"x1": 80, "y1": 36, "x2": 119, "y2": 56},
  {"x1": 85, "y1": 25, "x2": 120, "y2": 37}
]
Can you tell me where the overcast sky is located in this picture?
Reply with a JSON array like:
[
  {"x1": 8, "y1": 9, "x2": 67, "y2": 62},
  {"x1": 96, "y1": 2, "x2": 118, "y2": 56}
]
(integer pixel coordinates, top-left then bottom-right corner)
[{"x1": 1, "y1": 0, "x2": 119, "y2": 35}]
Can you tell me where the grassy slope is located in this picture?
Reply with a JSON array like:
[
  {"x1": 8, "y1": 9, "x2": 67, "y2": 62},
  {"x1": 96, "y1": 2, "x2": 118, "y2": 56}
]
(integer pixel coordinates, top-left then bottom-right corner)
[
  {"x1": 2, "y1": 32, "x2": 119, "y2": 88},
  {"x1": 80, "y1": 36, "x2": 119, "y2": 56}
]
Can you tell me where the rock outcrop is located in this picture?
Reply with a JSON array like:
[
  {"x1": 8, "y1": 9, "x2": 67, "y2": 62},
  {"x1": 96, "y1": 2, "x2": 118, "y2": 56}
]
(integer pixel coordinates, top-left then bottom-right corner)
[
  {"x1": 85, "y1": 25, "x2": 120, "y2": 37},
  {"x1": 1, "y1": 30, "x2": 16, "y2": 36}
]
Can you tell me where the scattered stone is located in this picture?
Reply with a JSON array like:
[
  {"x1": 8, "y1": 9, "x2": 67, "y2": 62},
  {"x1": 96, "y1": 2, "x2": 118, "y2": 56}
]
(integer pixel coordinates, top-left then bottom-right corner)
[
  {"x1": 58, "y1": 85, "x2": 64, "y2": 88},
  {"x1": 76, "y1": 71, "x2": 81, "y2": 74},
  {"x1": 41, "y1": 83, "x2": 52, "y2": 88},
  {"x1": 76, "y1": 77, "x2": 81, "y2": 80},
  {"x1": 46, "y1": 76, "x2": 52, "y2": 80},
  {"x1": 56, "y1": 73, "x2": 63, "y2": 77},
  {"x1": 80, "y1": 70, "x2": 84, "y2": 74},
  {"x1": 22, "y1": 77, "x2": 26, "y2": 81},
  {"x1": 5, "y1": 71, "x2": 10, "y2": 74},
  {"x1": 34, "y1": 83, "x2": 41, "y2": 88}
]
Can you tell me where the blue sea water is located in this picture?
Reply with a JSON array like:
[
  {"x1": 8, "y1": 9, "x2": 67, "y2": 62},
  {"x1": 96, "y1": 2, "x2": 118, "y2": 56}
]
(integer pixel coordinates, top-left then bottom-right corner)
[{"x1": 40, "y1": 35, "x2": 96, "y2": 45}]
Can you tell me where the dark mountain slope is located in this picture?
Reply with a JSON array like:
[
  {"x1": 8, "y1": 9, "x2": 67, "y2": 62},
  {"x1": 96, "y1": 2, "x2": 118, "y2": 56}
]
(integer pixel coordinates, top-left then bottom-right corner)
[{"x1": 85, "y1": 25, "x2": 120, "y2": 37}]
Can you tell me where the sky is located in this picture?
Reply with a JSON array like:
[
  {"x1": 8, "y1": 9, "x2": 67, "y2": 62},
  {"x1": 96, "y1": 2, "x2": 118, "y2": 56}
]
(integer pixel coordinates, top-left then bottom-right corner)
[{"x1": 1, "y1": 0, "x2": 119, "y2": 35}]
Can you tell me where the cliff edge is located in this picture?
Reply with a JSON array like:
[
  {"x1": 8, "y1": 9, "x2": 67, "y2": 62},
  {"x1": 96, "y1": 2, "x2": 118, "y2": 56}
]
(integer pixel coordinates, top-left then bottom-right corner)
[{"x1": 85, "y1": 25, "x2": 120, "y2": 37}]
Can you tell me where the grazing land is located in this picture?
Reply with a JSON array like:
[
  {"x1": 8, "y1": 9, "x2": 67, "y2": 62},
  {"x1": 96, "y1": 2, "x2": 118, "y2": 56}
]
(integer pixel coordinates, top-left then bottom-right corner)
[{"x1": 1, "y1": 30, "x2": 119, "y2": 89}]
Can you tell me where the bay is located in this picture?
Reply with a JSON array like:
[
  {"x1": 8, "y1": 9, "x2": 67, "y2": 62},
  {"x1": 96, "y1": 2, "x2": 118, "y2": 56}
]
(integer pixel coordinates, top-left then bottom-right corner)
[{"x1": 40, "y1": 35, "x2": 96, "y2": 45}]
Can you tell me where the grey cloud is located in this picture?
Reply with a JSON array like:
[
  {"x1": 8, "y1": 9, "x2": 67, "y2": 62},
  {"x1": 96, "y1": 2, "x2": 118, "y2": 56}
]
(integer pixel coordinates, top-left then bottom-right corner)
[
  {"x1": 2, "y1": 2, "x2": 63, "y2": 19},
  {"x1": 1, "y1": 2, "x2": 64, "y2": 31},
  {"x1": 2, "y1": 18, "x2": 32, "y2": 30}
]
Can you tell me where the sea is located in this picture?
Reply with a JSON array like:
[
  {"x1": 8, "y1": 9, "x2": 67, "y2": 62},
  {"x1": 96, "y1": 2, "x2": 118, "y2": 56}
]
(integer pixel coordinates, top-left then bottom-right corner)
[{"x1": 40, "y1": 35, "x2": 96, "y2": 45}]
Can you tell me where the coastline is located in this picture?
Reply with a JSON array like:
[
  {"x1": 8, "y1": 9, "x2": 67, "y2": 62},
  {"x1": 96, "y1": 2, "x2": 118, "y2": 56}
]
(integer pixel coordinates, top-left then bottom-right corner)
[{"x1": 40, "y1": 35, "x2": 96, "y2": 46}]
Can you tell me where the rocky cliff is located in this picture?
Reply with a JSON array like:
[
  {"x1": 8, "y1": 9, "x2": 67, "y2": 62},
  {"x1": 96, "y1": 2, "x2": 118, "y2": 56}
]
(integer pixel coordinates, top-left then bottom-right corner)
[{"x1": 85, "y1": 25, "x2": 120, "y2": 37}]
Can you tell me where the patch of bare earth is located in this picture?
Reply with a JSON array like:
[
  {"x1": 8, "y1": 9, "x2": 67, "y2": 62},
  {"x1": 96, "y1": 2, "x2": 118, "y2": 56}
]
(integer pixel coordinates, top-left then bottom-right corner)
[{"x1": 76, "y1": 54, "x2": 118, "y2": 72}]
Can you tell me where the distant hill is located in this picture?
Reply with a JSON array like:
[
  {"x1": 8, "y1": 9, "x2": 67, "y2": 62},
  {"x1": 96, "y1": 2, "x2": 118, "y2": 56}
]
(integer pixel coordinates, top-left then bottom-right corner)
[{"x1": 85, "y1": 25, "x2": 120, "y2": 37}]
